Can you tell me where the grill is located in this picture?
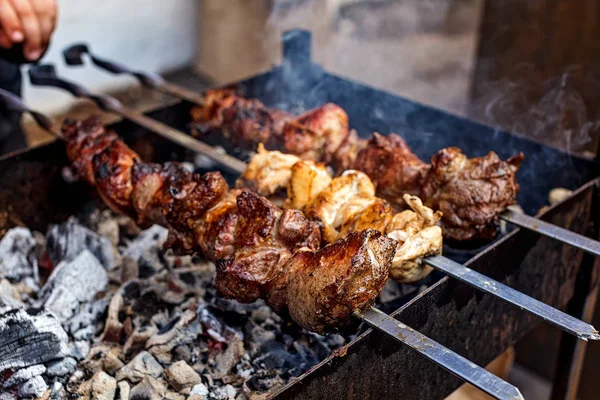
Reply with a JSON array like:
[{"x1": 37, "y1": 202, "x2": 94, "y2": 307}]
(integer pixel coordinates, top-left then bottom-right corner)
[{"x1": 1, "y1": 30, "x2": 599, "y2": 399}]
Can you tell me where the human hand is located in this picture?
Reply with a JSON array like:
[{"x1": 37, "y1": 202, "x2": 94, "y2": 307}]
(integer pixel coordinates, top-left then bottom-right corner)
[{"x1": 0, "y1": 0, "x2": 57, "y2": 61}]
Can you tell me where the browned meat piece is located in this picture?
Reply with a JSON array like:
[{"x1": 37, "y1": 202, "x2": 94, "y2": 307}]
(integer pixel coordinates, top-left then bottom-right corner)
[
  {"x1": 62, "y1": 117, "x2": 118, "y2": 184},
  {"x1": 282, "y1": 229, "x2": 396, "y2": 333},
  {"x1": 330, "y1": 129, "x2": 366, "y2": 172},
  {"x1": 190, "y1": 88, "x2": 292, "y2": 149},
  {"x1": 354, "y1": 133, "x2": 430, "y2": 206},
  {"x1": 194, "y1": 189, "x2": 240, "y2": 260},
  {"x1": 93, "y1": 140, "x2": 139, "y2": 216},
  {"x1": 216, "y1": 190, "x2": 320, "y2": 304},
  {"x1": 282, "y1": 103, "x2": 350, "y2": 163},
  {"x1": 421, "y1": 147, "x2": 524, "y2": 241}
]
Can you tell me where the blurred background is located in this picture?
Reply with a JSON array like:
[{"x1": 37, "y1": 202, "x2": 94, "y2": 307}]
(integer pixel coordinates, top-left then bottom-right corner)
[{"x1": 19, "y1": 1, "x2": 600, "y2": 398}]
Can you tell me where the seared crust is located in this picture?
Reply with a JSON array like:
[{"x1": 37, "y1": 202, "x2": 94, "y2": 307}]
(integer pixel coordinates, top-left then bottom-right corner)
[
  {"x1": 354, "y1": 133, "x2": 430, "y2": 205},
  {"x1": 421, "y1": 148, "x2": 524, "y2": 241},
  {"x1": 284, "y1": 229, "x2": 396, "y2": 334}
]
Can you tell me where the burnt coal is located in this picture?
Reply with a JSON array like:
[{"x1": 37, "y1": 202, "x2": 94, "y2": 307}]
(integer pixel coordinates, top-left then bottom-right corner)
[
  {"x1": 0, "y1": 211, "x2": 357, "y2": 399},
  {"x1": 46, "y1": 218, "x2": 116, "y2": 270},
  {"x1": 0, "y1": 227, "x2": 38, "y2": 282}
]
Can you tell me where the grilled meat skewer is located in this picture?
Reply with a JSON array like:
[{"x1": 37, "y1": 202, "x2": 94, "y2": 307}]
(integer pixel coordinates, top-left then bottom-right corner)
[
  {"x1": 191, "y1": 89, "x2": 524, "y2": 241},
  {"x1": 239, "y1": 145, "x2": 443, "y2": 282},
  {"x1": 61, "y1": 116, "x2": 401, "y2": 333}
]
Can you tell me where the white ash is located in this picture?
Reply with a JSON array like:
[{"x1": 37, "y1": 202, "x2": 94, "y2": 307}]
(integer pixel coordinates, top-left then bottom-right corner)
[
  {"x1": 0, "y1": 308, "x2": 69, "y2": 372},
  {"x1": 46, "y1": 357, "x2": 77, "y2": 378},
  {"x1": 46, "y1": 217, "x2": 117, "y2": 270},
  {"x1": 115, "y1": 351, "x2": 163, "y2": 383},
  {"x1": 0, "y1": 227, "x2": 38, "y2": 282},
  {"x1": 121, "y1": 224, "x2": 168, "y2": 263},
  {"x1": 1, "y1": 364, "x2": 46, "y2": 388},
  {"x1": 19, "y1": 375, "x2": 48, "y2": 398},
  {"x1": 0, "y1": 213, "x2": 356, "y2": 399},
  {"x1": 37, "y1": 250, "x2": 108, "y2": 322}
]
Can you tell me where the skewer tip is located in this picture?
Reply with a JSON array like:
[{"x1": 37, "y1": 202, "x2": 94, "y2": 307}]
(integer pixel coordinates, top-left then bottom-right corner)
[
  {"x1": 582, "y1": 326, "x2": 600, "y2": 341},
  {"x1": 513, "y1": 387, "x2": 525, "y2": 400}
]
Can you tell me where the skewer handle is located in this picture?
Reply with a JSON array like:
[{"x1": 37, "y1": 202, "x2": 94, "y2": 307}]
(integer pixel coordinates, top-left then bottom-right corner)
[
  {"x1": 28, "y1": 64, "x2": 122, "y2": 113},
  {"x1": 0, "y1": 87, "x2": 57, "y2": 135},
  {"x1": 358, "y1": 307, "x2": 524, "y2": 400},
  {"x1": 62, "y1": 43, "x2": 206, "y2": 106},
  {"x1": 63, "y1": 43, "x2": 164, "y2": 88},
  {"x1": 501, "y1": 209, "x2": 600, "y2": 257}
]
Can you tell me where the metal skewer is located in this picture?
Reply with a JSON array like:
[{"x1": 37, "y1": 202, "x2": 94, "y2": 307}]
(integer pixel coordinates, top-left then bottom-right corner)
[
  {"x1": 65, "y1": 45, "x2": 600, "y2": 262},
  {"x1": 359, "y1": 307, "x2": 524, "y2": 400},
  {"x1": 0, "y1": 89, "x2": 522, "y2": 400},
  {"x1": 63, "y1": 43, "x2": 206, "y2": 106},
  {"x1": 27, "y1": 65, "x2": 245, "y2": 174},
  {"x1": 24, "y1": 66, "x2": 600, "y2": 341},
  {"x1": 501, "y1": 209, "x2": 600, "y2": 257}
]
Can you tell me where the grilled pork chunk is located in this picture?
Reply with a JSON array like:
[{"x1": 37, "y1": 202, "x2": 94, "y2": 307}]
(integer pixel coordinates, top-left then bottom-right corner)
[{"x1": 421, "y1": 147, "x2": 524, "y2": 241}]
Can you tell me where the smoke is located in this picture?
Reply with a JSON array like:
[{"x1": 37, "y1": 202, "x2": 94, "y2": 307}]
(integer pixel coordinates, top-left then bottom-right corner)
[
  {"x1": 261, "y1": 0, "x2": 481, "y2": 115},
  {"x1": 474, "y1": 64, "x2": 600, "y2": 158}
]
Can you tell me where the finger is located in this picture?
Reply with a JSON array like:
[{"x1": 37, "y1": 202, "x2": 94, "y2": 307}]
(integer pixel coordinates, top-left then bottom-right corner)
[
  {"x1": 9, "y1": 0, "x2": 42, "y2": 60},
  {"x1": 0, "y1": 31, "x2": 12, "y2": 49},
  {"x1": 0, "y1": 1, "x2": 24, "y2": 43},
  {"x1": 32, "y1": 0, "x2": 57, "y2": 46}
]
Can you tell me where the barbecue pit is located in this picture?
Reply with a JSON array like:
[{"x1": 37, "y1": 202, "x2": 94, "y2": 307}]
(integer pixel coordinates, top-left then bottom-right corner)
[{"x1": 0, "y1": 30, "x2": 599, "y2": 399}]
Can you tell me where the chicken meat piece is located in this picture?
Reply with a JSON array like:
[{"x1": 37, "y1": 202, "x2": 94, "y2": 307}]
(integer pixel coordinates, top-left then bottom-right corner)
[
  {"x1": 283, "y1": 160, "x2": 332, "y2": 211},
  {"x1": 282, "y1": 103, "x2": 350, "y2": 163},
  {"x1": 282, "y1": 229, "x2": 396, "y2": 333},
  {"x1": 386, "y1": 195, "x2": 443, "y2": 282},
  {"x1": 236, "y1": 144, "x2": 303, "y2": 197},
  {"x1": 304, "y1": 170, "x2": 378, "y2": 243},
  {"x1": 421, "y1": 147, "x2": 524, "y2": 241},
  {"x1": 354, "y1": 133, "x2": 430, "y2": 206}
]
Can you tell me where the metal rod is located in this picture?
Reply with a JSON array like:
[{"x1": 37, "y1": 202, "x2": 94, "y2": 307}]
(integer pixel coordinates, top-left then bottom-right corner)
[
  {"x1": 25, "y1": 66, "x2": 600, "y2": 341},
  {"x1": 501, "y1": 209, "x2": 600, "y2": 257},
  {"x1": 425, "y1": 255, "x2": 600, "y2": 341},
  {"x1": 61, "y1": 44, "x2": 600, "y2": 260},
  {"x1": 62, "y1": 43, "x2": 206, "y2": 106},
  {"x1": 358, "y1": 306, "x2": 524, "y2": 400},
  {"x1": 27, "y1": 64, "x2": 245, "y2": 174}
]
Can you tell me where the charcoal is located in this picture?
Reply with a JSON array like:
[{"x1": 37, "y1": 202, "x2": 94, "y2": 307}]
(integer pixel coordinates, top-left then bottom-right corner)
[
  {"x1": 70, "y1": 340, "x2": 91, "y2": 360},
  {"x1": 0, "y1": 308, "x2": 68, "y2": 372},
  {"x1": 97, "y1": 218, "x2": 120, "y2": 246},
  {"x1": 38, "y1": 250, "x2": 108, "y2": 322},
  {"x1": 0, "y1": 393, "x2": 16, "y2": 400},
  {"x1": 210, "y1": 384, "x2": 237, "y2": 400},
  {"x1": 102, "y1": 348, "x2": 125, "y2": 374},
  {"x1": 68, "y1": 299, "x2": 109, "y2": 340},
  {"x1": 1, "y1": 364, "x2": 46, "y2": 388},
  {"x1": 122, "y1": 225, "x2": 168, "y2": 263},
  {"x1": 213, "y1": 339, "x2": 245, "y2": 379},
  {"x1": 123, "y1": 325, "x2": 158, "y2": 356},
  {"x1": 146, "y1": 310, "x2": 202, "y2": 364},
  {"x1": 0, "y1": 279, "x2": 22, "y2": 313},
  {"x1": 77, "y1": 371, "x2": 116, "y2": 400},
  {"x1": 101, "y1": 287, "x2": 125, "y2": 343},
  {"x1": 190, "y1": 382, "x2": 209, "y2": 397},
  {"x1": 246, "y1": 370, "x2": 283, "y2": 392},
  {"x1": 19, "y1": 375, "x2": 48, "y2": 398},
  {"x1": 165, "y1": 360, "x2": 202, "y2": 391},
  {"x1": 117, "y1": 381, "x2": 131, "y2": 400},
  {"x1": 45, "y1": 357, "x2": 77, "y2": 378},
  {"x1": 46, "y1": 218, "x2": 116, "y2": 270},
  {"x1": 115, "y1": 351, "x2": 163, "y2": 383},
  {"x1": 0, "y1": 227, "x2": 37, "y2": 282},
  {"x1": 129, "y1": 376, "x2": 166, "y2": 400}
]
